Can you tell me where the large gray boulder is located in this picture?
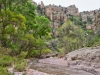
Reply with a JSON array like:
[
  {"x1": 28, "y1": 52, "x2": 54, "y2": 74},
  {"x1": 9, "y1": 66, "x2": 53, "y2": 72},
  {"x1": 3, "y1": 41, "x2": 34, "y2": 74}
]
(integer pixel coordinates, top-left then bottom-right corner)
[
  {"x1": 65, "y1": 46, "x2": 100, "y2": 75},
  {"x1": 65, "y1": 46, "x2": 100, "y2": 62}
]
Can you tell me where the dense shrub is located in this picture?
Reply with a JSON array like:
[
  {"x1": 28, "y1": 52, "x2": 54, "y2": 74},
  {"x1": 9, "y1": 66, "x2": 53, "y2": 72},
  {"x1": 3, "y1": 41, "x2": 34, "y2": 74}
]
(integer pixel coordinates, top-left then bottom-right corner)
[
  {"x1": 0, "y1": 55, "x2": 13, "y2": 67},
  {"x1": 42, "y1": 49, "x2": 51, "y2": 54},
  {"x1": 14, "y1": 59, "x2": 27, "y2": 72},
  {"x1": 0, "y1": 67, "x2": 8, "y2": 75},
  {"x1": 28, "y1": 49, "x2": 51, "y2": 58},
  {"x1": 18, "y1": 51, "x2": 28, "y2": 59}
]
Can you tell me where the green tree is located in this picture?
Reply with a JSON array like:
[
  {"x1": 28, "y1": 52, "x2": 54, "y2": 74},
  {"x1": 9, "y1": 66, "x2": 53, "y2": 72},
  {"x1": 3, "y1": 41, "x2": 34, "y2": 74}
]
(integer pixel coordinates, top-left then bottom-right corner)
[
  {"x1": 0, "y1": 9, "x2": 26, "y2": 47},
  {"x1": 0, "y1": 0, "x2": 51, "y2": 57},
  {"x1": 57, "y1": 20, "x2": 85, "y2": 53},
  {"x1": 34, "y1": 16, "x2": 51, "y2": 38},
  {"x1": 14, "y1": 2, "x2": 36, "y2": 33}
]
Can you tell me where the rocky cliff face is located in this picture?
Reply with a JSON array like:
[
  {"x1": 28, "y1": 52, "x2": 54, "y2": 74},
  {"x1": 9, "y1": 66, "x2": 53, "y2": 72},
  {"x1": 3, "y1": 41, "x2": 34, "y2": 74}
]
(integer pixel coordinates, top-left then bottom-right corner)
[
  {"x1": 37, "y1": 1, "x2": 79, "y2": 29},
  {"x1": 32, "y1": 1, "x2": 100, "y2": 31},
  {"x1": 80, "y1": 10, "x2": 100, "y2": 22},
  {"x1": 36, "y1": 1, "x2": 79, "y2": 37},
  {"x1": 80, "y1": 10, "x2": 100, "y2": 30}
]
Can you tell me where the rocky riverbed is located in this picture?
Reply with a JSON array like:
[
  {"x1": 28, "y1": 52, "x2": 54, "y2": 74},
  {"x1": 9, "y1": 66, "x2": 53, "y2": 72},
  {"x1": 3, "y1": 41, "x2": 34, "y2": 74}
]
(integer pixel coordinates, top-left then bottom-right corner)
[
  {"x1": 9, "y1": 46, "x2": 100, "y2": 75},
  {"x1": 30, "y1": 58, "x2": 95, "y2": 75}
]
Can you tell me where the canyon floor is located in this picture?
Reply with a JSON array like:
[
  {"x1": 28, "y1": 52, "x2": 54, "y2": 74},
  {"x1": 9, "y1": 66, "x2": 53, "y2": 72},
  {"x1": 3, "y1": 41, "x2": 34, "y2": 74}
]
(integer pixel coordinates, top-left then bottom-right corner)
[{"x1": 9, "y1": 46, "x2": 100, "y2": 75}]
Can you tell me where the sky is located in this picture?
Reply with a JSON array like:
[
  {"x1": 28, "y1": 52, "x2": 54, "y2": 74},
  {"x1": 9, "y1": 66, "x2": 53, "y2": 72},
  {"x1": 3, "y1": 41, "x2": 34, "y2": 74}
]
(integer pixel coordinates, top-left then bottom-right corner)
[{"x1": 33, "y1": 0, "x2": 100, "y2": 12}]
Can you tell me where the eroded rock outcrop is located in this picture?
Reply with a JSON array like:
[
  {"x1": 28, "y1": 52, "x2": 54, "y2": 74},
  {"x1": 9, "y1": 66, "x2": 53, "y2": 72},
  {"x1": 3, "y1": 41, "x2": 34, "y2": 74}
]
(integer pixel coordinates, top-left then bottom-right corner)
[
  {"x1": 34, "y1": 0, "x2": 100, "y2": 32},
  {"x1": 37, "y1": 1, "x2": 79, "y2": 30},
  {"x1": 65, "y1": 46, "x2": 100, "y2": 75}
]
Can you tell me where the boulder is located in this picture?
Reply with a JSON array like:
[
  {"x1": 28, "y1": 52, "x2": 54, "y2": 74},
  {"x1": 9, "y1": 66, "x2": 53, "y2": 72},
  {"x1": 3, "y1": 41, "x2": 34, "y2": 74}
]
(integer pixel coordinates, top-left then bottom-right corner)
[
  {"x1": 65, "y1": 46, "x2": 100, "y2": 74},
  {"x1": 65, "y1": 46, "x2": 100, "y2": 62}
]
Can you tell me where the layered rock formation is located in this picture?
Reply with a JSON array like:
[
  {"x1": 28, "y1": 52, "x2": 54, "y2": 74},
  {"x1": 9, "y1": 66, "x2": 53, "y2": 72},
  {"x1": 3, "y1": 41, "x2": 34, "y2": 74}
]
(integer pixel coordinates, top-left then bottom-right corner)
[
  {"x1": 80, "y1": 10, "x2": 100, "y2": 22},
  {"x1": 32, "y1": 1, "x2": 100, "y2": 31},
  {"x1": 38, "y1": 1, "x2": 79, "y2": 29}
]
